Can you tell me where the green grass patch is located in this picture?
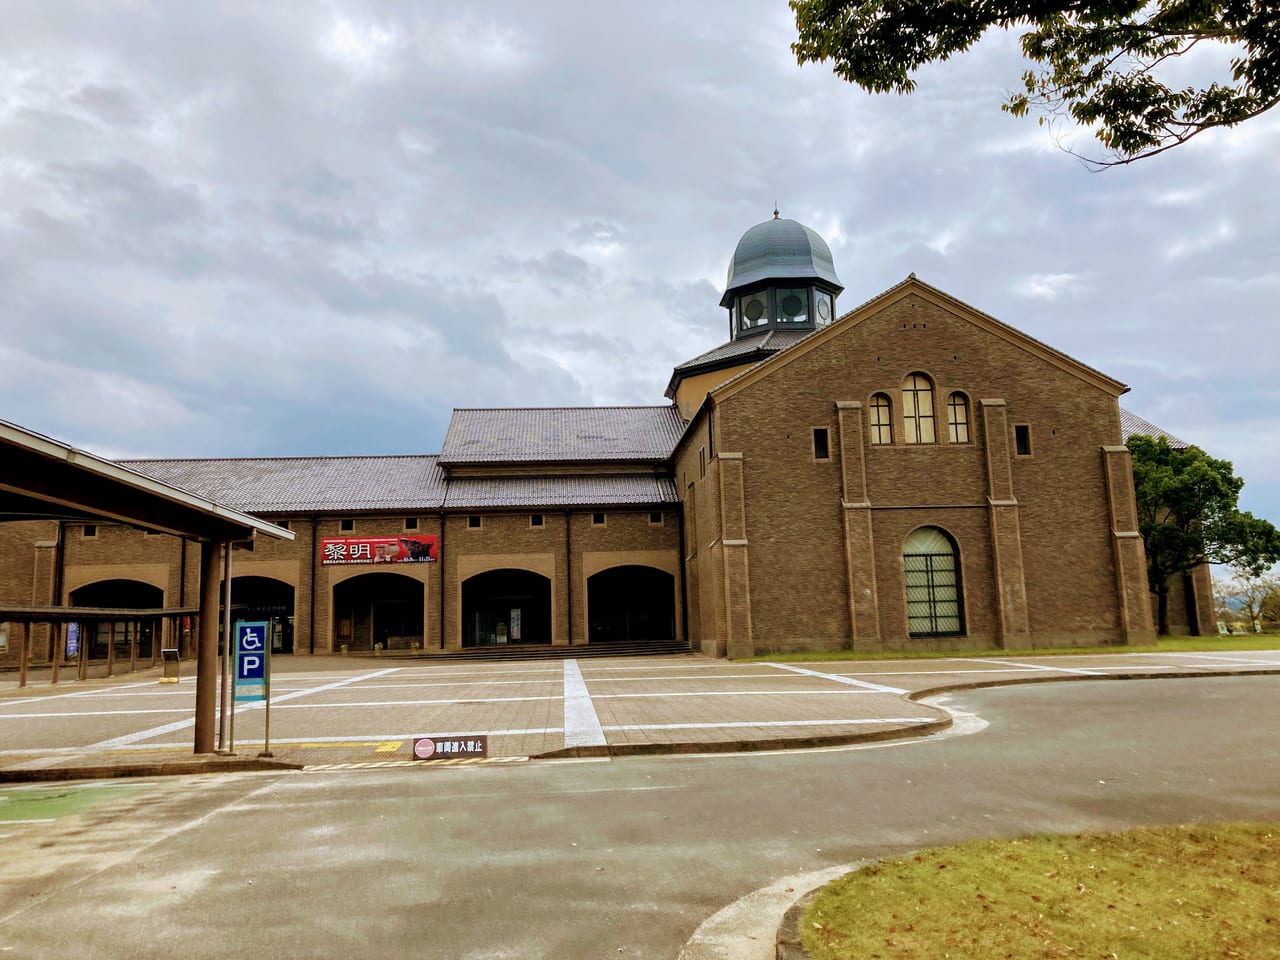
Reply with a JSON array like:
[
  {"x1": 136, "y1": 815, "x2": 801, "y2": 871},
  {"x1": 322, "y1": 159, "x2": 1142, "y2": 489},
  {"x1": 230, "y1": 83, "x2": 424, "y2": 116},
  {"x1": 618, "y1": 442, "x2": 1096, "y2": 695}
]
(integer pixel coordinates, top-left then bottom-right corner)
[
  {"x1": 0, "y1": 782, "x2": 148, "y2": 822},
  {"x1": 741, "y1": 635, "x2": 1280, "y2": 663},
  {"x1": 803, "y1": 823, "x2": 1280, "y2": 959}
]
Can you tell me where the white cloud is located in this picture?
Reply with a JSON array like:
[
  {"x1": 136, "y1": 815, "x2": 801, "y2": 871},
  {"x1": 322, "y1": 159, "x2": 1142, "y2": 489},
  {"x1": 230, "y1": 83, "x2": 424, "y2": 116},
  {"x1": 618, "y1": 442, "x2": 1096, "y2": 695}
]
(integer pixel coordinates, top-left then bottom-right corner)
[{"x1": 1013, "y1": 272, "x2": 1087, "y2": 300}]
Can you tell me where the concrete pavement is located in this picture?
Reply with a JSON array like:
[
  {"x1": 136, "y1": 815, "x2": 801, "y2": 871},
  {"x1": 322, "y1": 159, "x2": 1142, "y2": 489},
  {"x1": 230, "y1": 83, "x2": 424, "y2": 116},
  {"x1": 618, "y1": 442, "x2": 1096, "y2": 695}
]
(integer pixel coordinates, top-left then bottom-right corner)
[{"x1": 2, "y1": 647, "x2": 1279, "y2": 782}]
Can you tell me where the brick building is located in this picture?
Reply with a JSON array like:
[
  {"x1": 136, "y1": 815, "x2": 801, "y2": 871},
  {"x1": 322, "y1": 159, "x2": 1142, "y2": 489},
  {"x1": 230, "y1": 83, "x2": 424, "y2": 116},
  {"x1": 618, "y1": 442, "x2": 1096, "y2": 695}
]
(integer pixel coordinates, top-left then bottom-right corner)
[{"x1": 4, "y1": 215, "x2": 1211, "y2": 665}]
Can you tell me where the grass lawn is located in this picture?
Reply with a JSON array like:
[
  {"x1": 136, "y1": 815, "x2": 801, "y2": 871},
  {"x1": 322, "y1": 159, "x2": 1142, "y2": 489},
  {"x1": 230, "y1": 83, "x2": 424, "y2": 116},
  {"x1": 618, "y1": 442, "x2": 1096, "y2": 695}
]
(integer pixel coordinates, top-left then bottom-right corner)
[
  {"x1": 744, "y1": 635, "x2": 1280, "y2": 663},
  {"x1": 803, "y1": 823, "x2": 1280, "y2": 959}
]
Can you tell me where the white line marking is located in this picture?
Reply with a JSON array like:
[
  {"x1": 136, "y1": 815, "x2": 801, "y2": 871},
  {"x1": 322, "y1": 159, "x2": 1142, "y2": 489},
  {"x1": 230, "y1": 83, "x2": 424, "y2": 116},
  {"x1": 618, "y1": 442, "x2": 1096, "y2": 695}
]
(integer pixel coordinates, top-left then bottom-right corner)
[
  {"x1": 1157, "y1": 652, "x2": 1280, "y2": 665},
  {"x1": 86, "y1": 666, "x2": 403, "y2": 749},
  {"x1": 0, "y1": 708, "x2": 192, "y2": 720},
  {"x1": 271, "y1": 695, "x2": 562, "y2": 709},
  {"x1": 948, "y1": 657, "x2": 1108, "y2": 676},
  {"x1": 562, "y1": 659, "x2": 606, "y2": 748},
  {"x1": 591, "y1": 689, "x2": 882, "y2": 699},
  {"x1": 605, "y1": 718, "x2": 936, "y2": 731},
  {"x1": 767, "y1": 662, "x2": 908, "y2": 693}
]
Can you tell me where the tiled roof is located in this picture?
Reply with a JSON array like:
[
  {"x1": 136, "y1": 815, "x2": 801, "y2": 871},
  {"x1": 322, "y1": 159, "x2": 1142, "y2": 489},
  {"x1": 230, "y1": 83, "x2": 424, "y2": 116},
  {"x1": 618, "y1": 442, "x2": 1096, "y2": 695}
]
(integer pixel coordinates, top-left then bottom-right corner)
[
  {"x1": 1119, "y1": 409, "x2": 1190, "y2": 448},
  {"x1": 123, "y1": 456, "x2": 446, "y2": 514},
  {"x1": 439, "y1": 407, "x2": 684, "y2": 464},
  {"x1": 671, "y1": 329, "x2": 813, "y2": 373},
  {"x1": 444, "y1": 475, "x2": 679, "y2": 509}
]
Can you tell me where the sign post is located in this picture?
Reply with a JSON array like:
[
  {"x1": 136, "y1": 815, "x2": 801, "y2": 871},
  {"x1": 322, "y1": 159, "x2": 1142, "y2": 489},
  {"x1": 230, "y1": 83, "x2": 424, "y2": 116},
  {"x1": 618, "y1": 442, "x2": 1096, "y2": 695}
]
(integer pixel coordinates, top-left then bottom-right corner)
[{"x1": 234, "y1": 621, "x2": 271, "y2": 756}]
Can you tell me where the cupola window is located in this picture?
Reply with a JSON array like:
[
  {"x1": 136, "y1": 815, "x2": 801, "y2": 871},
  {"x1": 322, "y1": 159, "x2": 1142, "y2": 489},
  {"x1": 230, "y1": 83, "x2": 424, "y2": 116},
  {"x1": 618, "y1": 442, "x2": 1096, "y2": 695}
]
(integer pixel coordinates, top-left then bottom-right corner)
[{"x1": 776, "y1": 288, "x2": 809, "y2": 325}]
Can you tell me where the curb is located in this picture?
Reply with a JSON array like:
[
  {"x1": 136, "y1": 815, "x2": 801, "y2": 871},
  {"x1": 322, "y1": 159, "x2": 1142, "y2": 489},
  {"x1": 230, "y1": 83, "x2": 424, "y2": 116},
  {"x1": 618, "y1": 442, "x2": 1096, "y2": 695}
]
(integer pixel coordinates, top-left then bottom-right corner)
[
  {"x1": 775, "y1": 886, "x2": 822, "y2": 960},
  {"x1": 532, "y1": 716, "x2": 953, "y2": 760},
  {"x1": 0, "y1": 757, "x2": 303, "y2": 784}
]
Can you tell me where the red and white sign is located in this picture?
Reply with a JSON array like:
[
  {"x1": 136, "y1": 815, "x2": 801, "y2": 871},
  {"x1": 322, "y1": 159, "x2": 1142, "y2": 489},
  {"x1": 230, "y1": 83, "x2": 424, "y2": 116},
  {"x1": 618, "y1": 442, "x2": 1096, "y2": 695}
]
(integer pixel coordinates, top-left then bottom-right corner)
[
  {"x1": 321, "y1": 535, "x2": 438, "y2": 565},
  {"x1": 413, "y1": 736, "x2": 488, "y2": 760}
]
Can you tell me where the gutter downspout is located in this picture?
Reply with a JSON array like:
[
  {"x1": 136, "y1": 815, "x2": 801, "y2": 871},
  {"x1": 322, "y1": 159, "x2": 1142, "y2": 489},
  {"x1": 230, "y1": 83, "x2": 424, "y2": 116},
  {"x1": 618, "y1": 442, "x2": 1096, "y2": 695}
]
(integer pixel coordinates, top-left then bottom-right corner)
[
  {"x1": 309, "y1": 517, "x2": 318, "y2": 655},
  {"x1": 676, "y1": 501, "x2": 689, "y2": 650},
  {"x1": 51, "y1": 520, "x2": 65, "y2": 667},
  {"x1": 438, "y1": 512, "x2": 447, "y2": 650},
  {"x1": 564, "y1": 511, "x2": 573, "y2": 645}
]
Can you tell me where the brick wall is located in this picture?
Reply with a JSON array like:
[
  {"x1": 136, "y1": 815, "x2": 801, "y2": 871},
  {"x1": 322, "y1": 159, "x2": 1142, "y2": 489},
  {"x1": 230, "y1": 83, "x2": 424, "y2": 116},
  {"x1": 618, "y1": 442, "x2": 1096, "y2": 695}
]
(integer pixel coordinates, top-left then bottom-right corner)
[{"x1": 706, "y1": 287, "x2": 1152, "y2": 651}]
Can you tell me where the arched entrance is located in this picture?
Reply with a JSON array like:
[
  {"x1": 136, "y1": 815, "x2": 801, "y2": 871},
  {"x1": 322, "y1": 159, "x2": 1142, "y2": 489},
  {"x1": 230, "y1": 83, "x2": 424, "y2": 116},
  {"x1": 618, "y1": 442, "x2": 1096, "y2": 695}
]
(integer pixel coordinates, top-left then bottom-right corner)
[
  {"x1": 903, "y1": 526, "x2": 965, "y2": 637},
  {"x1": 228, "y1": 576, "x2": 295, "y2": 654},
  {"x1": 461, "y1": 569, "x2": 551, "y2": 647},
  {"x1": 69, "y1": 579, "x2": 163, "y2": 660},
  {"x1": 587, "y1": 566, "x2": 675, "y2": 643},
  {"x1": 333, "y1": 573, "x2": 424, "y2": 651}
]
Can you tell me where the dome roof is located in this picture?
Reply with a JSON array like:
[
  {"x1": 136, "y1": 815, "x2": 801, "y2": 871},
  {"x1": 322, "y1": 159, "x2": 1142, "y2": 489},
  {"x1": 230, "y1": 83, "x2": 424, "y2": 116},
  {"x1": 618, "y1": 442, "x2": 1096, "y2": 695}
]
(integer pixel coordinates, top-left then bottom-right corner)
[{"x1": 721, "y1": 215, "x2": 843, "y2": 306}]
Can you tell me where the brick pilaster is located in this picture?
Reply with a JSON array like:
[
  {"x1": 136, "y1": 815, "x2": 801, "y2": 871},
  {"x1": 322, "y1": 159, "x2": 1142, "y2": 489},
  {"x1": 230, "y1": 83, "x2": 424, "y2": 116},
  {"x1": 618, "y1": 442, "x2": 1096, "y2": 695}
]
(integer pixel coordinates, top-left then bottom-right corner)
[
  {"x1": 1102, "y1": 445, "x2": 1157, "y2": 644},
  {"x1": 980, "y1": 400, "x2": 1030, "y2": 647}
]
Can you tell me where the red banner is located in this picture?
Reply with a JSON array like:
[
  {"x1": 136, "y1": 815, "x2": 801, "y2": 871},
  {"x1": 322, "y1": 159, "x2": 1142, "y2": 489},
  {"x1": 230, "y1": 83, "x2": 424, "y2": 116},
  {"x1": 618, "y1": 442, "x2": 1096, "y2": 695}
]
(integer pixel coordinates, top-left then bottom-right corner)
[{"x1": 321, "y1": 535, "x2": 438, "y2": 565}]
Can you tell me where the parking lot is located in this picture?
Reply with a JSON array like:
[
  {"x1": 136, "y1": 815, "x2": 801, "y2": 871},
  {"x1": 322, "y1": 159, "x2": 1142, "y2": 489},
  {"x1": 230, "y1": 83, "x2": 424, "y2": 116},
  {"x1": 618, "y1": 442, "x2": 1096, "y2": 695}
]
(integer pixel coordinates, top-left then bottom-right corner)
[{"x1": 2, "y1": 648, "x2": 1279, "y2": 775}]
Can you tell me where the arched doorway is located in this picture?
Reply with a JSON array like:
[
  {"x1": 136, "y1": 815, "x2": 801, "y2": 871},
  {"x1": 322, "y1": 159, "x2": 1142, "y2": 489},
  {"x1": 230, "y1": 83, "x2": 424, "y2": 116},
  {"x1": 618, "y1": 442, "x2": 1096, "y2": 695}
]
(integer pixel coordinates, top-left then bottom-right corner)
[
  {"x1": 587, "y1": 566, "x2": 675, "y2": 643},
  {"x1": 69, "y1": 579, "x2": 163, "y2": 660},
  {"x1": 461, "y1": 569, "x2": 551, "y2": 647},
  {"x1": 903, "y1": 526, "x2": 965, "y2": 637},
  {"x1": 333, "y1": 573, "x2": 424, "y2": 651},
  {"x1": 228, "y1": 576, "x2": 295, "y2": 654}
]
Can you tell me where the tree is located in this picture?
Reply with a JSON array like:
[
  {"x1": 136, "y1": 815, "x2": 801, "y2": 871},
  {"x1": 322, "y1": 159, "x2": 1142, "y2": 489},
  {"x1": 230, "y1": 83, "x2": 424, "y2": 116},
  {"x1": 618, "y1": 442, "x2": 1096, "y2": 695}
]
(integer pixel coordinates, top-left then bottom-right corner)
[
  {"x1": 1127, "y1": 434, "x2": 1280, "y2": 635},
  {"x1": 789, "y1": 1, "x2": 1280, "y2": 166},
  {"x1": 1261, "y1": 578, "x2": 1280, "y2": 627},
  {"x1": 1214, "y1": 567, "x2": 1278, "y2": 631}
]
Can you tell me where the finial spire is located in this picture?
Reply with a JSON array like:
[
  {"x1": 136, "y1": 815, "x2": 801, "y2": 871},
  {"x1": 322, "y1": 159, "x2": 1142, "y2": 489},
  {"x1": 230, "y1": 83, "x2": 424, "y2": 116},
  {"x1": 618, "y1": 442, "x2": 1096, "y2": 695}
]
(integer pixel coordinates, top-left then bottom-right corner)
[{"x1": 773, "y1": 202, "x2": 780, "y2": 219}]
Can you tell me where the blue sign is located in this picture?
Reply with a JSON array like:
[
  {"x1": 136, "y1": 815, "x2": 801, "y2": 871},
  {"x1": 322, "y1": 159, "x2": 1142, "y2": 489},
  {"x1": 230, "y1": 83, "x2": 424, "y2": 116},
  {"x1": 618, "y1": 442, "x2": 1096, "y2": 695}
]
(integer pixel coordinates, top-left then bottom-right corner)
[
  {"x1": 66, "y1": 622, "x2": 80, "y2": 658},
  {"x1": 234, "y1": 621, "x2": 269, "y2": 702}
]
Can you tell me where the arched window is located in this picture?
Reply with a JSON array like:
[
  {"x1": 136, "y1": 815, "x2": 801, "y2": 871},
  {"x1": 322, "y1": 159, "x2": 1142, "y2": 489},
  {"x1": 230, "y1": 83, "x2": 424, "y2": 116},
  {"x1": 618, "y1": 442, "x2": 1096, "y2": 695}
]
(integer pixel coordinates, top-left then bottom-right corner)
[
  {"x1": 947, "y1": 392, "x2": 970, "y2": 443},
  {"x1": 869, "y1": 393, "x2": 893, "y2": 445},
  {"x1": 902, "y1": 373, "x2": 936, "y2": 444},
  {"x1": 903, "y1": 527, "x2": 964, "y2": 637}
]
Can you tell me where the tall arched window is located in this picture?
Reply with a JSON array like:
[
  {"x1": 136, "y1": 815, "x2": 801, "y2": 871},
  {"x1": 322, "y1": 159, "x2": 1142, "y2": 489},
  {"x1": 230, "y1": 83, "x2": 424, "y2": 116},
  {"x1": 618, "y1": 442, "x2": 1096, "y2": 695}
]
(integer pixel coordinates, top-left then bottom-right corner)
[
  {"x1": 947, "y1": 392, "x2": 970, "y2": 443},
  {"x1": 902, "y1": 373, "x2": 936, "y2": 444},
  {"x1": 869, "y1": 393, "x2": 893, "y2": 445},
  {"x1": 903, "y1": 527, "x2": 964, "y2": 637}
]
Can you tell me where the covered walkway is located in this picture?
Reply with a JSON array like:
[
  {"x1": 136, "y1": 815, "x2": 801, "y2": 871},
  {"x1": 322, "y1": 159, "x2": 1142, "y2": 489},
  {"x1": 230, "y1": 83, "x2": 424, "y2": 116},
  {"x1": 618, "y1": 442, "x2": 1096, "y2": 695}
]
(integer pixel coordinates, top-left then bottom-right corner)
[{"x1": 0, "y1": 418, "x2": 293, "y2": 752}]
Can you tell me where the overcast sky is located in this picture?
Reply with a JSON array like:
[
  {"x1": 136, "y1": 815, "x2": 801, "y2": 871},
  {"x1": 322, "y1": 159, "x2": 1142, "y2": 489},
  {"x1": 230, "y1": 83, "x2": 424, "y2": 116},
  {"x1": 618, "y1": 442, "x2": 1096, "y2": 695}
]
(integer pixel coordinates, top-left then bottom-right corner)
[{"x1": 2, "y1": 2, "x2": 1277, "y2": 522}]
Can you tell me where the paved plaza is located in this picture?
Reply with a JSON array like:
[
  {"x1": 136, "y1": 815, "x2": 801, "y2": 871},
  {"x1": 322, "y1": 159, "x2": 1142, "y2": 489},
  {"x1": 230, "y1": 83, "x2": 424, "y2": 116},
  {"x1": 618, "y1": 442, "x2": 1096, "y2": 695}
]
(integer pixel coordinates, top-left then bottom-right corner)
[{"x1": 2, "y1": 649, "x2": 1279, "y2": 778}]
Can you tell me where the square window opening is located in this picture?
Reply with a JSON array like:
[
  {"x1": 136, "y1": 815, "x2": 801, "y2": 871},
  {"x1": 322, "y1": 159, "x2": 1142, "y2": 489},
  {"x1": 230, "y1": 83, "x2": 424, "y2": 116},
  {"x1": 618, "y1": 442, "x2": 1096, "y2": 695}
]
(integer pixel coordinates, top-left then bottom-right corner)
[
  {"x1": 531, "y1": 514, "x2": 544, "y2": 527},
  {"x1": 592, "y1": 512, "x2": 606, "y2": 526},
  {"x1": 467, "y1": 516, "x2": 482, "y2": 529},
  {"x1": 649, "y1": 511, "x2": 663, "y2": 526},
  {"x1": 340, "y1": 518, "x2": 354, "y2": 532},
  {"x1": 82, "y1": 524, "x2": 97, "y2": 539},
  {"x1": 404, "y1": 517, "x2": 419, "y2": 531}
]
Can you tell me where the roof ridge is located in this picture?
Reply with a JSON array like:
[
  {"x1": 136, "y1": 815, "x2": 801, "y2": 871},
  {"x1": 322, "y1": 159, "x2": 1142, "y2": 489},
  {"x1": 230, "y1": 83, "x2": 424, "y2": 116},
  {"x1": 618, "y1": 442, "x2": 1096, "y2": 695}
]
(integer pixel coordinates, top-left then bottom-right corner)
[
  {"x1": 451, "y1": 405, "x2": 678, "y2": 413},
  {"x1": 121, "y1": 453, "x2": 440, "y2": 465}
]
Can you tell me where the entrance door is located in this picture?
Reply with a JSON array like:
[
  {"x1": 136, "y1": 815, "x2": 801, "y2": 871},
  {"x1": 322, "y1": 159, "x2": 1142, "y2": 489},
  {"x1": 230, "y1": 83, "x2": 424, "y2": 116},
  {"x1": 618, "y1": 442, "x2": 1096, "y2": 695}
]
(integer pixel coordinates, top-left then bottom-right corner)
[
  {"x1": 587, "y1": 566, "x2": 675, "y2": 643},
  {"x1": 461, "y1": 570, "x2": 551, "y2": 646}
]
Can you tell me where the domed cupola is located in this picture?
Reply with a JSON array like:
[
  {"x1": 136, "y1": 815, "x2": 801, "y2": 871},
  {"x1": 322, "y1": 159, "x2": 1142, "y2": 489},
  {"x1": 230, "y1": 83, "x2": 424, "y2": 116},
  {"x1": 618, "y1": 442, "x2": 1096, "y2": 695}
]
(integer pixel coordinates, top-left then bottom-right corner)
[{"x1": 721, "y1": 210, "x2": 843, "y2": 339}]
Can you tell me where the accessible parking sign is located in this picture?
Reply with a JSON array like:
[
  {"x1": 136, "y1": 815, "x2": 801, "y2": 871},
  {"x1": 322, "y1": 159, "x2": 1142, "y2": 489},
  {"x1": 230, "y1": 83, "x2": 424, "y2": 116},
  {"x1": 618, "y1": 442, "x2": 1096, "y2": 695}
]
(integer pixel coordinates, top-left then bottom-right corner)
[{"x1": 234, "y1": 621, "x2": 269, "y2": 702}]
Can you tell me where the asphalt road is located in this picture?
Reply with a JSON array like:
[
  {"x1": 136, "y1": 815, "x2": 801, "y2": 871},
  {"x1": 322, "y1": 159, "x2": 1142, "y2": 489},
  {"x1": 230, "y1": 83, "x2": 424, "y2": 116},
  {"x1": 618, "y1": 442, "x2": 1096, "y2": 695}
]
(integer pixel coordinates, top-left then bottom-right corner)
[{"x1": 2, "y1": 674, "x2": 1279, "y2": 959}]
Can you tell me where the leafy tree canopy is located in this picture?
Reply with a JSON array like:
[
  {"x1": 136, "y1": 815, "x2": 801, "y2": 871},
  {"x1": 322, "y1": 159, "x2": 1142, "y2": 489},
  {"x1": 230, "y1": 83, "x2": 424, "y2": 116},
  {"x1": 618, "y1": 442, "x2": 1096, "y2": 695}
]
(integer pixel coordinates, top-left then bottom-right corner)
[
  {"x1": 1128, "y1": 433, "x2": 1280, "y2": 634},
  {"x1": 790, "y1": 1, "x2": 1280, "y2": 165}
]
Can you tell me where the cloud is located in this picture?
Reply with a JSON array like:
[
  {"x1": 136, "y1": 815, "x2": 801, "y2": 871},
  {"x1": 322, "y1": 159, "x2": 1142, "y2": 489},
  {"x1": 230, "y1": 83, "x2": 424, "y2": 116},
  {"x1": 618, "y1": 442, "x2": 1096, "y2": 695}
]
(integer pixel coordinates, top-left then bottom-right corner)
[{"x1": 0, "y1": 0, "x2": 1275, "y2": 523}]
